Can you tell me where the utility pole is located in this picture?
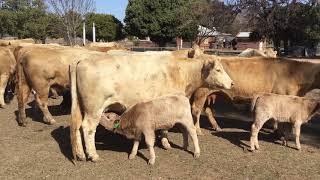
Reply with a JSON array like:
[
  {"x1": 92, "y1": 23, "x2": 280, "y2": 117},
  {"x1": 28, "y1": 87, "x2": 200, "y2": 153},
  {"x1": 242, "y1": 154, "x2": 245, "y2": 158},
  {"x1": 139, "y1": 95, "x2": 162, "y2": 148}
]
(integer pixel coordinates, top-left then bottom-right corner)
[
  {"x1": 93, "y1": 22, "x2": 96, "y2": 43},
  {"x1": 82, "y1": 17, "x2": 86, "y2": 46}
]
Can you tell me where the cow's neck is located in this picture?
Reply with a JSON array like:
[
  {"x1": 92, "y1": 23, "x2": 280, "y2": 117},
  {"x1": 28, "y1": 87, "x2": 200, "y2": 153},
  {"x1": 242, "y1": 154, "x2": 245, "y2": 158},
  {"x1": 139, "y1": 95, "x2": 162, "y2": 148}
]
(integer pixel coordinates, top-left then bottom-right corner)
[{"x1": 178, "y1": 60, "x2": 204, "y2": 97}]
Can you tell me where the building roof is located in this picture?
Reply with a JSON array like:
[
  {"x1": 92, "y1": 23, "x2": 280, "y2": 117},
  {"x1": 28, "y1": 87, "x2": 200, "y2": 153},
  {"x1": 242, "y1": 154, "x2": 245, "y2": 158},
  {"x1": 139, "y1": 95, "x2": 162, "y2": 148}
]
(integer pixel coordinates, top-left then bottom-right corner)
[
  {"x1": 236, "y1": 32, "x2": 251, "y2": 38},
  {"x1": 198, "y1": 25, "x2": 219, "y2": 36}
]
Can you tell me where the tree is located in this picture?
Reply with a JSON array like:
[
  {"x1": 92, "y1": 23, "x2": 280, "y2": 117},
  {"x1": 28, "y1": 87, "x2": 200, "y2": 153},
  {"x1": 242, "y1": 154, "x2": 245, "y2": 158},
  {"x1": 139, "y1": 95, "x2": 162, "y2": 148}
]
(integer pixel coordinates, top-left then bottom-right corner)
[
  {"x1": 0, "y1": 9, "x2": 16, "y2": 38},
  {"x1": 85, "y1": 13, "x2": 123, "y2": 42},
  {"x1": 124, "y1": 0, "x2": 199, "y2": 46},
  {"x1": 0, "y1": 0, "x2": 51, "y2": 42},
  {"x1": 237, "y1": 0, "x2": 320, "y2": 53},
  {"x1": 48, "y1": 0, "x2": 95, "y2": 45},
  {"x1": 178, "y1": 0, "x2": 238, "y2": 45}
]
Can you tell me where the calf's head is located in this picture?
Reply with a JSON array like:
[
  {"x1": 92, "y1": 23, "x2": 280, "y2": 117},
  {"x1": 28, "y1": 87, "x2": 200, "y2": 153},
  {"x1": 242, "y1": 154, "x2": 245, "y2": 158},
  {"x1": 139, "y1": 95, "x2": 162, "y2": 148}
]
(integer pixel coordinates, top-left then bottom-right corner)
[
  {"x1": 202, "y1": 58, "x2": 234, "y2": 90},
  {"x1": 100, "y1": 112, "x2": 121, "y2": 131}
]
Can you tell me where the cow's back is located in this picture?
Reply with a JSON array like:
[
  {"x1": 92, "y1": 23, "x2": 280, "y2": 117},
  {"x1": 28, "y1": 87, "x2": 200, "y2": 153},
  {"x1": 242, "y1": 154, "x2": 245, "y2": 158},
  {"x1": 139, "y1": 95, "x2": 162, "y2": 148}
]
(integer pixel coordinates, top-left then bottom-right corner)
[
  {"x1": 76, "y1": 55, "x2": 199, "y2": 110},
  {"x1": 220, "y1": 57, "x2": 320, "y2": 98},
  {"x1": 0, "y1": 47, "x2": 16, "y2": 75}
]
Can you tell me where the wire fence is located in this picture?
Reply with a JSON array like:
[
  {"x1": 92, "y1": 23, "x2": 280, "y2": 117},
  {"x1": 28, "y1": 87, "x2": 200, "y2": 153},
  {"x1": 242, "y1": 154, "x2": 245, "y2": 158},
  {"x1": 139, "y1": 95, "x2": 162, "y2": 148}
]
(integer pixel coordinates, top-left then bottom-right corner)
[{"x1": 129, "y1": 46, "x2": 242, "y2": 56}]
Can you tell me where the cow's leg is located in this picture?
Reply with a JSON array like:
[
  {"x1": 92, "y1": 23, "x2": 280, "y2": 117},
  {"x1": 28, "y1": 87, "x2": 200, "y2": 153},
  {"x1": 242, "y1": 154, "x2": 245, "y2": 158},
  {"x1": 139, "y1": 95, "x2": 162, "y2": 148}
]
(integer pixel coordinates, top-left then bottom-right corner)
[
  {"x1": 144, "y1": 130, "x2": 156, "y2": 165},
  {"x1": 0, "y1": 73, "x2": 9, "y2": 108},
  {"x1": 34, "y1": 86, "x2": 56, "y2": 124},
  {"x1": 129, "y1": 140, "x2": 140, "y2": 160},
  {"x1": 17, "y1": 80, "x2": 31, "y2": 126},
  {"x1": 160, "y1": 130, "x2": 172, "y2": 150},
  {"x1": 49, "y1": 88, "x2": 59, "y2": 99},
  {"x1": 293, "y1": 121, "x2": 302, "y2": 151},
  {"x1": 82, "y1": 113, "x2": 100, "y2": 162},
  {"x1": 204, "y1": 107, "x2": 221, "y2": 131}
]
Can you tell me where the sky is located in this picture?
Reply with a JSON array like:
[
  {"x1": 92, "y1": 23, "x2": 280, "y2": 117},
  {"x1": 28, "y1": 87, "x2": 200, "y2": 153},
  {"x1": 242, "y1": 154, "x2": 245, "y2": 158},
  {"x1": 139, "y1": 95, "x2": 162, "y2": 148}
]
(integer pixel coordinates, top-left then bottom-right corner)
[{"x1": 96, "y1": 0, "x2": 128, "y2": 22}]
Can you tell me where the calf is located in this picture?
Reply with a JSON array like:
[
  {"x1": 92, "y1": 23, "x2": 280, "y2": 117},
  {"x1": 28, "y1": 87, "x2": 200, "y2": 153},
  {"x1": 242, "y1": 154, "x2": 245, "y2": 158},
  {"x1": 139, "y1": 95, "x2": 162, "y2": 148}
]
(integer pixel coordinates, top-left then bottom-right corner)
[
  {"x1": 250, "y1": 93, "x2": 320, "y2": 151},
  {"x1": 100, "y1": 95, "x2": 200, "y2": 165}
]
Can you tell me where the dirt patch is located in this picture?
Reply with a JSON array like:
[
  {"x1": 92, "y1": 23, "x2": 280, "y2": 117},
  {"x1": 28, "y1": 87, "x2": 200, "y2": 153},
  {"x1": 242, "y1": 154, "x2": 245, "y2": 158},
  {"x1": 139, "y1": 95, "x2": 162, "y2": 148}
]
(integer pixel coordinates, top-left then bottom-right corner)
[{"x1": 1, "y1": 98, "x2": 320, "y2": 179}]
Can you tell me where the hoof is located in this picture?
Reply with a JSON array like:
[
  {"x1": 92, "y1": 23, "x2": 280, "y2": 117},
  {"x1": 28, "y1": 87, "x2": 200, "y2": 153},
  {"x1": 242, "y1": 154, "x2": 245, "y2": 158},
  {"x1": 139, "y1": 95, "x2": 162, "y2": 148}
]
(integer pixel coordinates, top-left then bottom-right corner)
[
  {"x1": 90, "y1": 154, "x2": 100, "y2": 162},
  {"x1": 161, "y1": 138, "x2": 172, "y2": 150},
  {"x1": 44, "y1": 118, "x2": 56, "y2": 125},
  {"x1": 19, "y1": 121, "x2": 28, "y2": 127},
  {"x1": 213, "y1": 127, "x2": 222, "y2": 132},
  {"x1": 75, "y1": 153, "x2": 86, "y2": 161},
  {"x1": 197, "y1": 130, "x2": 204, "y2": 136},
  {"x1": 148, "y1": 159, "x2": 155, "y2": 165},
  {"x1": 194, "y1": 152, "x2": 200, "y2": 159},
  {"x1": 128, "y1": 154, "x2": 136, "y2": 160}
]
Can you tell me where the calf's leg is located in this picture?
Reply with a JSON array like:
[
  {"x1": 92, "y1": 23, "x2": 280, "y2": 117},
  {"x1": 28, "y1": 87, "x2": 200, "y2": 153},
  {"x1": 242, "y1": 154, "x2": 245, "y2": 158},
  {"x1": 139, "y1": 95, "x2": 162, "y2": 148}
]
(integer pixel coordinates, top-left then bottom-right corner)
[
  {"x1": 160, "y1": 130, "x2": 172, "y2": 150},
  {"x1": 250, "y1": 117, "x2": 268, "y2": 151},
  {"x1": 180, "y1": 116, "x2": 200, "y2": 158},
  {"x1": 293, "y1": 121, "x2": 302, "y2": 150},
  {"x1": 129, "y1": 140, "x2": 140, "y2": 160},
  {"x1": 204, "y1": 107, "x2": 221, "y2": 131},
  {"x1": 144, "y1": 130, "x2": 156, "y2": 165}
]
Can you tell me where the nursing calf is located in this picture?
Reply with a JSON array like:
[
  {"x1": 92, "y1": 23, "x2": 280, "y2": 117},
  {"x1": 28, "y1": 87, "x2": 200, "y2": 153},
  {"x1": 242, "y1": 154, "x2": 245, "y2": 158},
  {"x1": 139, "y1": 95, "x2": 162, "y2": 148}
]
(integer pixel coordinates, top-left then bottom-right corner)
[
  {"x1": 250, "y1": 93, "x2": 320, "y2": 151},
  {"x1": 100, "y1": 95, "x2": 200, "y2": 165}
]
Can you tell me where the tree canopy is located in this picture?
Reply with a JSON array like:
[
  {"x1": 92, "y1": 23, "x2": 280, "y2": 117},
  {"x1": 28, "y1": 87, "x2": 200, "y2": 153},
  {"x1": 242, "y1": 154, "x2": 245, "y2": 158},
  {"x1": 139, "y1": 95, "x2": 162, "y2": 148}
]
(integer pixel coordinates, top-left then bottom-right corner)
[
  {"x1": 240, "y1": 0, "x2": 320, "y2": 52},
  {"x1": 124, "y1": 0, "x2": 199, "y2": 46},
  {"x1": 0, "y1": 0, "x2": 49, "y2": 42},
  {"x1": 85, "y1": 13, "x2": 123, "y2": 42}
]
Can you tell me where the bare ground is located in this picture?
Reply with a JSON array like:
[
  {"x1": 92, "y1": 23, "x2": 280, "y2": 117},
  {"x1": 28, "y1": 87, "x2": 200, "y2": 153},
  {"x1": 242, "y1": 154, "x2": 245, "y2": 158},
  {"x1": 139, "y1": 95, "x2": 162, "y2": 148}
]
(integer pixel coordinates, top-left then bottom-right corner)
[{"x1": 1, "y1": 98, "x2": 320, "y2": 180}]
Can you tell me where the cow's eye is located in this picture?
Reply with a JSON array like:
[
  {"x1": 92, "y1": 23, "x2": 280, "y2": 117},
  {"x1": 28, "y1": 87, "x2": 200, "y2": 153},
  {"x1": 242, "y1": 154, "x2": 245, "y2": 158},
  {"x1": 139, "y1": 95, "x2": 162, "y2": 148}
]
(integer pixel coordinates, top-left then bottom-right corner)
[{"x1": 216, "y1": 69, "x2": 221, "y2": 72}]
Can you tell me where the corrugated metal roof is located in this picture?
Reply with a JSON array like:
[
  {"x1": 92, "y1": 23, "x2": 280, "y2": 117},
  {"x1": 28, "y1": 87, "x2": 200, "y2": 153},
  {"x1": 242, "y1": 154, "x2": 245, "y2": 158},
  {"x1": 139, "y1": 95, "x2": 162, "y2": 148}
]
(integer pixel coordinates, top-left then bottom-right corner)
[
  {"x1": 198, "y1": 25, "x2": 219, "y2": 36},
  {"x1": 236, "y1": 32, "x2": 251, "y2": 38}
]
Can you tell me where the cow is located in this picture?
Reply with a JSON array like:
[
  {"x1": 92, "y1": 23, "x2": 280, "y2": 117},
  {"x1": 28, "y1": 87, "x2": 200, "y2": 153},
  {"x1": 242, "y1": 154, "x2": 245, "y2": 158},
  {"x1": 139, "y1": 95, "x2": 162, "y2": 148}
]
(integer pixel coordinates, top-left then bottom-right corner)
[
  {"x1": 15, "y1": 45, "x2": 105, "y2": 126},
  {"x1": 0, "y1": 47, "x2": 16, "y2": 107},
  {"x1": 85, "y1": 42, "x2": 129, "y2": 52},
  {"x1": 0, "y1": 38, "x2": 35, "y2": 46},
  {"x1": 250, "y1": 93, "x2": 320, "y2": 151},
  {"x1": 238, "y1": 48, "x2": 277, "y2": 58},
  {"x1": 69, "y1": 51, "x2": 233, "y2": 162},
  {"x1": 100, "y1": 95, "x2": 200, "y2": 165},
  {"x1": 191, "y1": 57, "x2": 320, "y2": 135}
]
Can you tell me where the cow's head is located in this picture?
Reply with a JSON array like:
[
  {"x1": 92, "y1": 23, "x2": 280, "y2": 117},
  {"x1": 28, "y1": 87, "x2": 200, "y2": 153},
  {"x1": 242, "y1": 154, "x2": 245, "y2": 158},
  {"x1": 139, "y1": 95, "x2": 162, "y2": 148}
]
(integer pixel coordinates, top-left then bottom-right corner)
[
  {"x1": 201, "y1": 58, "x2": 234, "y2": 90},
  {"x1": 100, "y1": 112, "x2": 121, "y2": 131}
]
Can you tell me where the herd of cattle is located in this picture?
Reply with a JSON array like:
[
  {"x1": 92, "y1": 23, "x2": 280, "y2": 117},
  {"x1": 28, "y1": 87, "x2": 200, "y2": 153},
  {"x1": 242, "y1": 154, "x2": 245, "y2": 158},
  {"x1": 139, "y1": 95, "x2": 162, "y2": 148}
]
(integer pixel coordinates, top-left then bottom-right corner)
[{"x1": 1, "y1": 39, "x2": 320, "y2": 165}]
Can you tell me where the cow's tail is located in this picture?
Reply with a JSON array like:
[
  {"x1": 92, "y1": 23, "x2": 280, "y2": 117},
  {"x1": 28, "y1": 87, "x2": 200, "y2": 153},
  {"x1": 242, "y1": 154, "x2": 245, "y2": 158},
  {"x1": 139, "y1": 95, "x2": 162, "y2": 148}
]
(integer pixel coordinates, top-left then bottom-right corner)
[
  {"x1": 15, "y1": 47, "x2": 30, "y2": 126},
  {"x1": 69, "y1": 60, "x2": 83, "y2": 162},
  {"x1": 251, "y1": 94, "x2": 261, "y2": 112}
]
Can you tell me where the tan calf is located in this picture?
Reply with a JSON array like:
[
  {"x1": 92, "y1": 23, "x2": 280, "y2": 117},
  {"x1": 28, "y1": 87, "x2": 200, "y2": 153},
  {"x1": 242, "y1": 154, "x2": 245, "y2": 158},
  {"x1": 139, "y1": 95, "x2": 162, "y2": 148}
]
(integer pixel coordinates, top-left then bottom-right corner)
[
  {"x1": 250, "y1": 93, "x2": 320, "y2": 151},
  {"x1": 100, "y1": 95, "x2": 200, "y2": 165}
]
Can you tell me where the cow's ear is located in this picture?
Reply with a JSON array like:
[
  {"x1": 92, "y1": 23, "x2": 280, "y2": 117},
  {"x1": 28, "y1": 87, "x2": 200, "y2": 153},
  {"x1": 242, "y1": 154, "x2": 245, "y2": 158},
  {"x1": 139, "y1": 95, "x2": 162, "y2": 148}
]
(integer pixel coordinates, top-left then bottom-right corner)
[
  {"x1": 188, "y1": 44, "x2": 203, "y2": 58},
  {"x1": 204, "y1": 59, "x2": 216, "y2": 69}
]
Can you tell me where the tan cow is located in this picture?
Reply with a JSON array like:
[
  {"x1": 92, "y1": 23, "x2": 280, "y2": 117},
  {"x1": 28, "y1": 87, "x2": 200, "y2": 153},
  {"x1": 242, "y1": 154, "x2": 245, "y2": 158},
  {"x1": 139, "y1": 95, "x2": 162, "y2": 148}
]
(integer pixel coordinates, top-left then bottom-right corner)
[
  {"x1": 238, "y1": 48, "x2": 277, "y2": 58},
  {"x1": 85, "y1": 42, "x2": 128, "y2": 52},
  {"x1": 0, "y1": 47, "x2": 16, "y2": 107},
  {"x1": 250, "y1": 93, "x2": 320, "y2": 151},
  {"x1": 192, "y1": 57, "x2": 320, "y2": 134},
  {"x1": 0, "y1": 38, "x2": 35, "y2": 46},
  {"x1": 69, "y1": 52, "x2": 233, "y2": 162},
  {"x1": 15, "y1": 45, "x2": 105, "y2": 126},
  {"x1": 100, "y1": 95, "x2": 200, "y2": 165}
]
